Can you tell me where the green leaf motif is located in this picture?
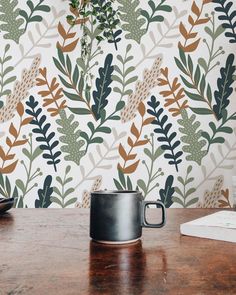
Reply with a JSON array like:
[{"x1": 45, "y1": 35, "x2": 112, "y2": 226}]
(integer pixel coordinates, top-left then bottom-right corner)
[
  {"x1": 112, "y1": 44, "x2": 138, "y2": 100},
  {"x1": 0, "y1": 0, "x2": 24, "y2": 43},
  {"x1": 15, "y1": 134, "x2": 42, "y2": 208},
  {"x1": 56, "y1": 109, "x2": 86, "y2": 165},
  {"x1": 51, "y1": 165, "x2": 75, "y2": 208},
  {"x1": 178, "y1": 110, "x2": 207, "y2": 165},
  {"x1": 141, "y1": 0, "x2": 172, "y2": 32},
  {"x1": 0, "y1": 174, "x2": 16, "y2": 199},
  {"x1": 0, "y1": 44, "x2": 16, "y2": 105},
  {"x1": 117, "y1": 0, "x2": 146, "y2": 43},
  {"x1": 175, "y1": 49, "x2": 215, "y2": 118},
  {"x1": 173, "y1": 165, "x2": 197, "y2": 208},
  {"x1": 137, "y1": 134, "x2": 164, "y2": 199},
  {"x1": 19, "y1": 0, "x2": 50, "y2": 32},
  {"x1": 202, "y1": 110, "x2": 236, "y2": 153},
  {"x1": 113, "y1": 169, "x2": 135, "y2": 190}
]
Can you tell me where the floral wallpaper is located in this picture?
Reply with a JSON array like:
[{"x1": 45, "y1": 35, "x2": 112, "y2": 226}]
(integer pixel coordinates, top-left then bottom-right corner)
[{"x1": 0, "y1": 0, "x2": 235, "y2": 208}]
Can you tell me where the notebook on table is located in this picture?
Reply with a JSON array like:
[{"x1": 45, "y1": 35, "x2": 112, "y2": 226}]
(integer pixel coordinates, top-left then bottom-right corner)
[{"x1": 180, "y1": 211, "x2": 236, "y2": 243}]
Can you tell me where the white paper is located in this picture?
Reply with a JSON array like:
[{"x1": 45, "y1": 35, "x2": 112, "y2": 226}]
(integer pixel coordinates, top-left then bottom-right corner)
[{"x1": 186, "y1": 211, "x2": 236, "y2": 229}]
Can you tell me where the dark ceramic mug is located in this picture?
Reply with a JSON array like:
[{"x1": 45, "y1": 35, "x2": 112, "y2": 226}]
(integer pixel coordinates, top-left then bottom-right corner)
[{"x1": 90, "y1": 190, "x2": 166, "y2": 244}]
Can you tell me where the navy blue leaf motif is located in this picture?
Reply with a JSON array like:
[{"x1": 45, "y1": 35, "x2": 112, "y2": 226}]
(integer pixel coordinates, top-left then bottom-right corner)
[
  {"x1": 26, "y1": 95, "x2": 61, "y2": 172},
  {"x1": 35, "y1": 175, "x2": 53, "y2": 208},
  {"x1": 92, "y1": 54, "x2": 114, "y2": 120},
  {"x1": 213, "y1": 0, "x2": 236, "y2": 43},
  {"x1": 147, "y1": 96, "x2": 183, "y2": 172},
  {"x1": 159, "y1": 175, "x2": 174, "y2": 208},
  {"x1": 213, "y1": 54, "x2": 235, "y2": 120}
]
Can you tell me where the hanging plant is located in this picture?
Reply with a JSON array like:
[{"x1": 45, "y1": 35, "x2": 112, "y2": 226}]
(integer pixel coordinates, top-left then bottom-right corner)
[{"x1": 67, "y1": 0, "x2": 121, "y2": 49}]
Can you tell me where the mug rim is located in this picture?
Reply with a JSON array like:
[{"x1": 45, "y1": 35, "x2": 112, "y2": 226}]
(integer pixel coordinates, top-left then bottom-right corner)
[{"x1": 91, "y1": 190, "x2": 141, "y2": 194}]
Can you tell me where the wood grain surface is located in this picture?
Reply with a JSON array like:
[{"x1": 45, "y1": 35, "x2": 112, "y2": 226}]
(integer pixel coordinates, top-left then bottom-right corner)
[{"x1": 0, "y1": 209, "x2": 235, "y2": 295}]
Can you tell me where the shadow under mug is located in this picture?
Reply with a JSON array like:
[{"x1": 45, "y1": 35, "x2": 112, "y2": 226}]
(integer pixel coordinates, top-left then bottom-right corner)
[{"x1": 90, "y1": 190, "x2": 166, "y2": 244}]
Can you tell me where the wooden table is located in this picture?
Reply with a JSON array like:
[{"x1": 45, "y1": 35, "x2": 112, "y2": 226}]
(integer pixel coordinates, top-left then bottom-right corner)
[{"x1": 0, "y1": 209, "x2": 235, "y2": 295}]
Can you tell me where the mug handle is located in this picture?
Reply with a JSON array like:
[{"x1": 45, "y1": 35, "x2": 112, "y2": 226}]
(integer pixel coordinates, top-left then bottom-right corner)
[{"x1": 141, "y1": 200, "x2": 166, "y2": 228}]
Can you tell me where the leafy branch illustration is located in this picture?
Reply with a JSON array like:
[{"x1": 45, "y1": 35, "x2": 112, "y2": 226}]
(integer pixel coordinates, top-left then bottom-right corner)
[
  {"x1": 0, "y1": 44, "x2": 16, "y2": 106},
  {"x1": 92, "y1": 54, "x2": 114, "y2": 120},
  {"x1": 178, "y1": 109, "x2": 207, "y2": 165},
  {"x1": 212, "y1": 53, "x2": 235, "y2": 120},
  {"x1": 197, "y1": 132, "x2": 236, "y2": 190},
  {"x1": 147, "y1": 96, "x2": 183, "y2": 172},
  {"x1": 0, "y1": 0, "x2": 24, "y2": 43},
  {"x1": 158, "y1": 67, "x2": 189, "y2": 117},
  {"x1": 51, "y1": 165, "x2": 76, "y2": 208},
  {"x1": 159, "y1": 175, "x2": 175, "y2": 208},
  {"x1": 80, "y1": 101, "x2": 125, "y2": 153},
  {"x1": 53, "y1": 48, "x2": 96, "y2": 119},
  {"x1": 56, "y1": 109, "x2": 86, "y2": 165},
  {"x1": 75, "y1": 128, "x2": 126, "y2": 190},
  {"x1": 112, "y1": 44, "x2": 138, "y2": 102},
  {"x1": 26, "y1": 95, "x2": 61, "y2": 172},
  {"x1": 36, "y1": 67, "x2": 67, "y2": 117},
  {"x1": 172, "y1": 165, "x2": 198, "y2": 207},
  {"x1": 137, "y1": 133, "x2": 164, "y2": 199},
  {"x1": 198, "y1": 12, "x2": 225, "y2": 77},
  {"x1": 19, "y1": 0, "x2": 50, "y2": 33},
  {"x1": 136, "y1": 6, "x2": 187, "y2": 68},
  {"x1": 35, "y1": 175, "x2": 53, "y2": 208},
  {"x1": 117, "y1": 0, "x2": 146, "y2": 44},
  {"x1": 175, "y1": 48, "x2": 216, "y2": 118},
  {"x1": 202, "y1": 109, "x2": 236, "y2": 153},
  {"x1": 178, "y1": 0, "x2": 211, "y2": 52},
  {"x1": 0, "y1": 174, "x2": 18, "y2": 199},
  {"x1": 118, "y1": 102, "x2": 153, "y2": 174},
  {"x1": 36, "y1": 66, "x2": 86, "y2": 165},
  {"x1": 15, "y1": 133, "x2": 43, "y2": 208},
  {"x1": 0, "y1": 103, "x2": 32, "y2": 174},
  {"x1": 141, "y1": 0, "x2": 172, "y2": 33},
  {"x1": 213, "y1": 0, "x2": 236, "y2": 43},
  {"x1": 14, "y1": 6, "x2": 64, "y2": 68},
  {"x1": 113, "y1": 169, "x2": 136, "y2": 191},
  {"x1": 158, "y1": 67, "x2": 206, "y2": 165}
]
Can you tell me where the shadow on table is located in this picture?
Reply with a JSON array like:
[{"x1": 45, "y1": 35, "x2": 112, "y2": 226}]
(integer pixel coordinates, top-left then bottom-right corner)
[{"x1": 89, "y1": 240, "x2": 168, "y2": 294}]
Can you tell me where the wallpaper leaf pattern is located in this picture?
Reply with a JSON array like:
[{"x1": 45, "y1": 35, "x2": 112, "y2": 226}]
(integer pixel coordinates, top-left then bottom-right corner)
[
  {"x1": 0, "y1": 0, "x2": 235, "y2": 208},
  {"x1": 0, "y1": 0, "x2": 24, "y2": 43},
  {"x1": 117, "y1": 0, "x2": 146, "y2": 44}
]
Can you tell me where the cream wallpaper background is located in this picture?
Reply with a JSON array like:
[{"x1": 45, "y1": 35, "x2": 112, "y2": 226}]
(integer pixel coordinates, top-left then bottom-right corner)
[{"x1": 0, "y1": 0, "x2": 235, "y2": 208}]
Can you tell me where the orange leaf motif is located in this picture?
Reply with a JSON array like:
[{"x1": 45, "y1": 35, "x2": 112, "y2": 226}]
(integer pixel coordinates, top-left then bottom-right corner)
[
  {"x1": 0, "y1": 160, "x2": 18, "y2": 174},
  {"x1": 16, "y1": 102, "x2": 24, "y2": 117},
  {"x1": 9, "y1": 123, "x2": 17, "y2": 138},
  {"x1": 122, "y1": 160, "x2": 140, "y2": 174},
  {"x1": 119, "y1": 144, "x2": 128, "y2": 161},
  {"x1": 158, "y1": 67, "x2": 188, "y2": 117},
  {"x1": 138, "y1": 102, "x2": 145, "y2": 117},
  {"x1": 131, "y1": 123, "x2": 139, "y2": 138}
]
